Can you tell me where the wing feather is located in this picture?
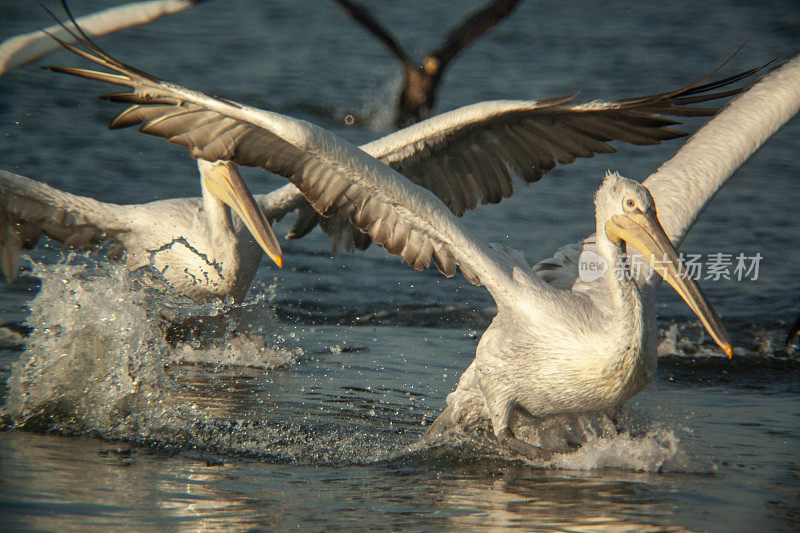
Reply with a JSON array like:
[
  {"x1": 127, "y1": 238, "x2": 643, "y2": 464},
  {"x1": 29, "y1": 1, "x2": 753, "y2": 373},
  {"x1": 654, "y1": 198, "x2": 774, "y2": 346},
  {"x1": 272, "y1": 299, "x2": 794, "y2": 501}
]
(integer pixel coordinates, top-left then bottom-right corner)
[
  {"x1": 364, "y1": 69, "x2": 754, "y2": 208},
  {"x1": 45, "y1": 36, "x2": 756, "y2": 285},
  {"x1": 0, "y1": 0, "x2": 203, "y2": 76},
  {"x1": 0, "y1": 169, "x2": 131, "y2": 281}
]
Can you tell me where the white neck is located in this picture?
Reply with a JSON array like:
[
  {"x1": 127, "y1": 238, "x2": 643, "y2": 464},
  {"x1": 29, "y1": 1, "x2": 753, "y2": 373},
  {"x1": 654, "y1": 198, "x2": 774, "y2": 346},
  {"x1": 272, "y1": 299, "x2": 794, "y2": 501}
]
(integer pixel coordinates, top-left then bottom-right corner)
[
  {"x1": 596, "y1": 228, "x2": 643, "y2": 331},
  {"x1": 200, "y1": 180, "x2": 235, "y2": 244},
  {"x1": 199, "y1": 179, "x2": 243, "y2": 284},
  {"x1": 594, "y1": 226, "x2": 651, "y2": 393}
]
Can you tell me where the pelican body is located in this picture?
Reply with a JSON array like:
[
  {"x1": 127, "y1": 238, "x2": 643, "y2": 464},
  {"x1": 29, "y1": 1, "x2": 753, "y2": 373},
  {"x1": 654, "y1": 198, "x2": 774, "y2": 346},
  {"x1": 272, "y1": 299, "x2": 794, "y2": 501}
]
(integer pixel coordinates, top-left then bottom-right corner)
[
  {"x1": 430, "y1": 174, "x2": 730, "y2": 447},
  {"x1": 1, "y1": 160, "x2": 283, "y2": 302},
  {"x1": 39, "y1": 28, "x2": 797, "y2": 455}
]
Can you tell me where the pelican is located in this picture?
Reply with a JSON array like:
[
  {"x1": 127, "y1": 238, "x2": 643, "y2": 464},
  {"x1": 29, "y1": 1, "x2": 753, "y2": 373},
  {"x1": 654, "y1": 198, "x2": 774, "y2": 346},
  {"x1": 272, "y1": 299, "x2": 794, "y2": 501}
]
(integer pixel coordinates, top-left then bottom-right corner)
[
  {"x1": 335, "y1": 0, "x2": 525, "y2": 127},
  {"x1": 427, "y1": 52, "x2": 800, "y2": 449},
  {"x1": 4, "y1": 2, "x2": 757, "y2": 256},
  {"x1": 42, "y1": 37, "x2": 795, "y2": 457},
  {"x1": 0, "y1": 0, "x2": 205, "y2": 77},
  {"x1": 1, "y1": 159, "x2": 284, "y2": 303},
  {"x1": 2, "y1": 8, "x2": 756, "y2": 301}
]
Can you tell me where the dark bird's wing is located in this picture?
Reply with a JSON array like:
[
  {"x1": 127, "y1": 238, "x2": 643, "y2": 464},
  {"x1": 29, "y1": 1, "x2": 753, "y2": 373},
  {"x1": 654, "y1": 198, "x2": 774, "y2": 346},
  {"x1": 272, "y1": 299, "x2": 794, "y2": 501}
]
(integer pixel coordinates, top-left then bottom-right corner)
[
  {"x1": 332, "y1": 0, "x2": 413, "y2": 68},
  {"x1": 429, "y1": 0, "x2": 524, "y2": 71}
]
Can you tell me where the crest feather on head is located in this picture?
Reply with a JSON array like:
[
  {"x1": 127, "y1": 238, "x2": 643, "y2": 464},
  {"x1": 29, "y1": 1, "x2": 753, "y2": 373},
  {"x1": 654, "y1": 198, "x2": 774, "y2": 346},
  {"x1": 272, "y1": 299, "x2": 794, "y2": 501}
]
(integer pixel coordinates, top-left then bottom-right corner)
[{"x1": 594, "y1": 172, "x2": 655, "y2": 215}]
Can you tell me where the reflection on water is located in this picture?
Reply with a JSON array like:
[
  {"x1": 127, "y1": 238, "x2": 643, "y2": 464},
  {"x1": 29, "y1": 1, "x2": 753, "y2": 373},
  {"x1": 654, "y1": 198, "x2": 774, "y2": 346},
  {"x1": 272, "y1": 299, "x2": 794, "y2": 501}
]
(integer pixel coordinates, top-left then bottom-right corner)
[
  {"x1": 0, "y1": 431, "x2": 724, "y2": 531},
  {"x1": 440, "y1": 468, "x2": 689, "y2": 532},
  {"x1": 0, "y1": 431, "x2": 279, "y2": 531}
]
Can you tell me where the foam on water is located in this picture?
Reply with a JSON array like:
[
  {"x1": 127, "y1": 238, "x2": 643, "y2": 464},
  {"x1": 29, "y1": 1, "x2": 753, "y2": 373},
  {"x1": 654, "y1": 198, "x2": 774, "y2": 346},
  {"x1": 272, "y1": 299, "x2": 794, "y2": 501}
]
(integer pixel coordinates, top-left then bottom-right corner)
[
  {"x1": 542, "y1": 423, "x2": 693, "y2": 473},
  {"x1": 516, "y1": 410, "x2": 702, "y2": 473},
  {"x1": 171, "y1": 334, "x2": 295, "y2": 369},
  {"x1": 412, "y1": 410, "x2": 702, "y2": 474}
]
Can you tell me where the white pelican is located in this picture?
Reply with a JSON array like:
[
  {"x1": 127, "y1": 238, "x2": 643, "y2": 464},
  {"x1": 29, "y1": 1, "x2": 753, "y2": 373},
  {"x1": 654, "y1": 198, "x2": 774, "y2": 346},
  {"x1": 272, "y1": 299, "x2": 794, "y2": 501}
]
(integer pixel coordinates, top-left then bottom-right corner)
[
  {"x1": 334, "y1": 0, "x2": 525, "y2": 127},
  {"x1": 1, "y1": 159, "x2": 284, "y2": 303},
  {"x1": 1, "y1": 59, "x2": 749, "y2": 306},
  {"x1": 3, "y1": 4, "x2": 757, "y2": 255},
  {"x1": 0, "y1": 0, "x2": 205, "y2": 77},
  {"x1": 41, "y1": 37, "x2": 791, "y2": 457}
]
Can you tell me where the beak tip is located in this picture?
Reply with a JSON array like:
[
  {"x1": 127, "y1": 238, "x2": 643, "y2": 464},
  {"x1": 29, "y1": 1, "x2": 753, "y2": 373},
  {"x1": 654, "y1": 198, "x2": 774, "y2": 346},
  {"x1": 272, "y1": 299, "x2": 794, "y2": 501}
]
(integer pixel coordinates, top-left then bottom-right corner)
[
  {"x1": 723, "y1": 343, "x2": 734, "y2": 359},
  {"x1": 274, "y1": 256, "x2": 283, "y2": 269}
]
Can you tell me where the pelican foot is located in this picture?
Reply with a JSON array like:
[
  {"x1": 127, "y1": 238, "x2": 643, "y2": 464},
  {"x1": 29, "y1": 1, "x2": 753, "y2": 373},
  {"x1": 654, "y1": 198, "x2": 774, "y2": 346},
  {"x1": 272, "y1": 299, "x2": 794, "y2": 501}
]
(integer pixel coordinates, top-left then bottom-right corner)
[{"x1": 498, "y1": 428, "x2": 553, "y2": 461}]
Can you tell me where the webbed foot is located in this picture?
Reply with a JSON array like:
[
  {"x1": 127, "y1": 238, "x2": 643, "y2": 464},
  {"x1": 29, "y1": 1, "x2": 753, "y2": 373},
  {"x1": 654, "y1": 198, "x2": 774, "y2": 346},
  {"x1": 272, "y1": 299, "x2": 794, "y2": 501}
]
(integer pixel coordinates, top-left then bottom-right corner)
[{"x1": 498, "y1": 428, "x2": 553, "y2": 461}]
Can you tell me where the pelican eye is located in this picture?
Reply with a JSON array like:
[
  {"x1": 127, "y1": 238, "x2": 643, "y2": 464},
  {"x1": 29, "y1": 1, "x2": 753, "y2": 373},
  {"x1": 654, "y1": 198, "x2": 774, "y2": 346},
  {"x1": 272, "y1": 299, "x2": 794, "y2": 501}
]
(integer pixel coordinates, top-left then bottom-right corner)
[{"x1": 625, "y1": 198, "x2": 636, "y2": 209}]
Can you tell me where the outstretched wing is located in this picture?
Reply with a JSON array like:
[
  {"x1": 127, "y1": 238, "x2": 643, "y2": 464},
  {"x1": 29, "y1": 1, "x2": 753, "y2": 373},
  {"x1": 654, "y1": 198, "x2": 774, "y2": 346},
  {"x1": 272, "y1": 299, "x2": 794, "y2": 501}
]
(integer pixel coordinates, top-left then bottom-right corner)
[
  {"x1": 0, "y1": 0, "x2": 204, "y2": 76},
  {"x1": 332, "y1": 0, "x2": 413, "y2": 68},
  {"x1": 0, "y1": 169, "x2": 132, "y2": 281},
  {"x1": 48, "y1": 39, "x2": 506, "y2": 288},
  {"x1": 363, "y1": 68, "x2": 756, "y2": 216},
  {"x1": 643, "y1": 55, "x2": 800, "y2": 249},
  {"x1": 430, "y1": 0, "x2": 524, "y2": 70},
  {"x1": 291, "y1": 61, "x2": 757, "y2": 248}
]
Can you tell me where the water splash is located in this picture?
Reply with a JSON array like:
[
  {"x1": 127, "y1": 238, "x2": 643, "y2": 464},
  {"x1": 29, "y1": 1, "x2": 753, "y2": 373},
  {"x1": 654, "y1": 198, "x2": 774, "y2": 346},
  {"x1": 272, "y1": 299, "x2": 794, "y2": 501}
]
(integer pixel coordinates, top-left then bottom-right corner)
[
  {"x1": 2, "y1": 257, "x2": 295, "y2": 435},
  {"x1": 413, "y1": 409, "x2": 707, "y2": 474},
  {"x1": 334, "y1": 74, "x2": 401, "y2": 132},
  {"x1": 1, "y1": 258, "x2": 415, "y2": 465},
  {"x1": 542, "y1": 424, "x2": 692, "y2": 473},
  {"x1": 171, "y1": 334, "x2": 295, "y2": 369},
  {"x1": 4, "y1": 259, "x2": 163, "y2": 432},
  {"x1": 658, "y1": 319, "x2": 796, "y2": 359},
  {"x1": 2, "y1": 257, "x2": 777, "y2": 471}
]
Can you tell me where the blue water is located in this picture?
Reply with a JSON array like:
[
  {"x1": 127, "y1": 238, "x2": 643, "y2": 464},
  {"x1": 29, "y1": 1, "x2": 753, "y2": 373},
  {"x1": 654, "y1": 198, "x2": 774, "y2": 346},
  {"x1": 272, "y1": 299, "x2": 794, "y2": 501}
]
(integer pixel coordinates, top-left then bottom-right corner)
[{"x1": 1, "y1": 0, "x2": 799, "y2": 530}]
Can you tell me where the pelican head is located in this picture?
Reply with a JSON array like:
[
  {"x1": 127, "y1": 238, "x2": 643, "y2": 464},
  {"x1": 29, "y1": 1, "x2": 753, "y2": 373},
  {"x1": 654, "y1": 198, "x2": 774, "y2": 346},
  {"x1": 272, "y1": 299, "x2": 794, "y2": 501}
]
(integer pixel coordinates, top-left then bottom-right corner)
[
  {"x1": 422, "y1": 56, "x2": 440, "y2": 75},
  {"x1": 596, "y1": 173, "x2": 733, "y2": 358},
  {"x1": 197, "y1": 159, "x2": 283, "y2": 268}
]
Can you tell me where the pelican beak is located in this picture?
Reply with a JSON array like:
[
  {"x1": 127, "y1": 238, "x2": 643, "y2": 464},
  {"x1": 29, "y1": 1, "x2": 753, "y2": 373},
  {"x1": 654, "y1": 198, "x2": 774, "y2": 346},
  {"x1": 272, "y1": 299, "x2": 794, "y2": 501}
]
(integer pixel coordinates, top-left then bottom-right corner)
[
  {"x1": 605, "y1": 209, "x2": 733, "y2": 358},
  {"x1": 200, "y1": 160, "x2": 283, "y2": 268}
]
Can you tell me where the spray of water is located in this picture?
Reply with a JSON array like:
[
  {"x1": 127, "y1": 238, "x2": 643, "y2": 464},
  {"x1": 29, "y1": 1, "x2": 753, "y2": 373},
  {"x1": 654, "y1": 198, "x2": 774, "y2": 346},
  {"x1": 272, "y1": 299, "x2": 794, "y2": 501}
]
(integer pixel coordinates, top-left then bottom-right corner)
[{"x1": 3, "y1": 257, "x2": 295, "y2": 436}]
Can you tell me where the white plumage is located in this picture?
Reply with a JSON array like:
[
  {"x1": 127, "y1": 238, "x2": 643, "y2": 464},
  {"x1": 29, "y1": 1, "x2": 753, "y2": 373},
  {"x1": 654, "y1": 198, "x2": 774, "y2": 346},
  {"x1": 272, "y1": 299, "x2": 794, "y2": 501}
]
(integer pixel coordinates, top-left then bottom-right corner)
[
  {"x1": 1, "y1": 159, "x2": 284, "y2": 302},
  {"x1": 38, "y1": 36, "x2": 797, "y2": 457},
  {"x1": 0, "y1": 0, "x2": 203, "y2": 76}
]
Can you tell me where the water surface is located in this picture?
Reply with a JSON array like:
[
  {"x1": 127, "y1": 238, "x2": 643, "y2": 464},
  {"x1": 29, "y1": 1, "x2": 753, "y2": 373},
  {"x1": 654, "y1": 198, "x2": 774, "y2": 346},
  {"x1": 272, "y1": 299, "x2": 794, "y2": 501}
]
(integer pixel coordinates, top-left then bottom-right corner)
[{"x1": 1, "y1": 1, "x2": 799, "y2": 530}]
